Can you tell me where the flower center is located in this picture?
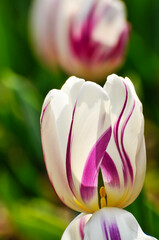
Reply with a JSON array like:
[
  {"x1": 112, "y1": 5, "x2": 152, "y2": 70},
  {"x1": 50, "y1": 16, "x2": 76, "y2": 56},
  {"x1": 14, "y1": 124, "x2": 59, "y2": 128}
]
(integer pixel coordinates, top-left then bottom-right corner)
[{"x1": 100, "y1": 186, "x2": 107, "y2": 208}]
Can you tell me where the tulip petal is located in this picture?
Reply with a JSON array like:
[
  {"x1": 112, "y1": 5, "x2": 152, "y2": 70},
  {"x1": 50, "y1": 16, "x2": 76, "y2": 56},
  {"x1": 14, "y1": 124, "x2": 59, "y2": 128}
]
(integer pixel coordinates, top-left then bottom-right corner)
[
  {"x1": 62, "y1": 208, "x2": 157, "y2": 240},
  {"x1": 100, "y1": 151, "x2": 120, "y2": 187},
  {"x1": 41, "y1": 77, "x2": 85, "y2": 212},
  {"x1": 69, "y1": 0, "x2": 127, "y2": 63},
  {"x1": 30, "y1": 0, "x2": 58, "y2": 64},
  {"x1": 66, "y1": 81, "x2": 111, "y2": 211},
  {"x1": 102, "y1": 74, "x2": 146, "y2": 207},
  {"x1": 84, "y1": 208, "x2": 157, "y2": 240},
  {"x1": 92, "y1": 0, "x2": 127, "y2": 47},
  {"x1": 61, "y1": 213, "x2": 92, "y2": 240},
  {"x1": 80, "y1": 126, "x2": 111, "y2": 201},
  {"x1": 61, "y1": 76, "x2": 85, "y2": 108}
]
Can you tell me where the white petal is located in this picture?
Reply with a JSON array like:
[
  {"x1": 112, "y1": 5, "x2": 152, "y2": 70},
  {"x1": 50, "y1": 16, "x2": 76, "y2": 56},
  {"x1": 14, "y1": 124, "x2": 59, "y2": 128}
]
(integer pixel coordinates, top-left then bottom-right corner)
[
  {"x1": 61, "y1": 76, "x2": 85, "y2": 108},
  {"x1": 67, "y1": 81, "x2": 111, "y2": 211},
  {"x1": 93, "y1": 0, "x2": 127, "y2": 46},
  {"x1": 102, "y1": 74, "x2": 146, "y2": 207},
  {"x1": 30, "y1": 0, "x2": 57, "y2": 64},
  {"x1": 61, "y1": 213, "x2": 92, "y2": 240},
  {"x1": 62, "y1": 208, "x2": 157, "y2": 240},
  {"x1": 84, "y1": 208, "x2": 157, "y2": 240},
  {"x1": 41, "y1": 77, "x2": 86, "y2": 212}
]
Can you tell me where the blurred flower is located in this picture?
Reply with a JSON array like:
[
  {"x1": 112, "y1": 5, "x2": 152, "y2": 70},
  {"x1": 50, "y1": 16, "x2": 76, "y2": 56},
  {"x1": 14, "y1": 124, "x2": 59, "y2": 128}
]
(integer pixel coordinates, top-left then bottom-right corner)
[
  {"x1": 30, "y1": 0, "x2": 129, "y2": 80},
  {"x1": 40, "y1": 74, "x2": 146, "y2": 212},
  {"x1": 61, "y1": 207, "x2": 157, "y2": 240}
]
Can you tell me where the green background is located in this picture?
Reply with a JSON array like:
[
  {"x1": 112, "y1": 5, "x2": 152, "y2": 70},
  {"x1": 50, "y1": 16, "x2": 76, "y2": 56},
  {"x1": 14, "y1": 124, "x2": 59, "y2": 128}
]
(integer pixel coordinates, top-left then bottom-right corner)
[{"x1": 0, "y1": 0, "x2": 159, "y2": 239}]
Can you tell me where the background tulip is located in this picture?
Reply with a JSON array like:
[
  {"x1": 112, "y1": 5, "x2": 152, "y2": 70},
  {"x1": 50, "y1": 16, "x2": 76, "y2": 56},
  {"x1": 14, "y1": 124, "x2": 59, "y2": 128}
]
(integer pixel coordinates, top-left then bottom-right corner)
[
  {"x1": 40, "y1": 74, "x2": 146, "y2": 213},
  {"x1": 61, "y1": 208, "x2": 157, "y2": 240},
  {"x1": 30, "y1": 0, "x2": 129, "y2": 80}
]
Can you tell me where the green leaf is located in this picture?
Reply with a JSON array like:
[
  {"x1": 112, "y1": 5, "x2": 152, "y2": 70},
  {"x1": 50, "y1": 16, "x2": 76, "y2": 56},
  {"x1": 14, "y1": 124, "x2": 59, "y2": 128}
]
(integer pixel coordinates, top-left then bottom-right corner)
[{"x1": 11, "y1": 199, "x2": 69, "y2": 240}]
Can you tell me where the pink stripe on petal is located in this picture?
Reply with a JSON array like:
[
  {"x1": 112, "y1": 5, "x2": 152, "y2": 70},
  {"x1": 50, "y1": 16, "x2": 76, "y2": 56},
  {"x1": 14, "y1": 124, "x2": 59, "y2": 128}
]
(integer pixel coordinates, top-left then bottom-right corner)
[
  {"x1": 69, "y1": 3, "x2": 111, "y2": 64},
  {"x1": 113, "y1": 81, "x2": 128, "y2": 183},
  {"x1": 102, "y1": 218, "x2": 121, "y2": 240},
  {"x1": 79, "y1": 216, "x2": 87, "y2": 240},
  {"x1": 66, "y1": 104, "x2": 77, "y2": 197},
  {"x1": 113, "y1": 82, "x2": 136, "y2": 185},
  {"x1": 40, "y1": 101, "x2": 50, "y2": 125},
  {"x1": 103, "y1": 221, "x2": 109, "y2": 240},
  {"x1": 109, "y1": 222, "x2": 121, "y2": 240},
  {"x1": 101, "y1": 152, "x2": 120, "y2": 187},
  {"x1": 80, "y1": 127, "x2": 112, "y2": 202},
  {"x1": 121, "y1": 100, "x2": 135, "y2": 183}
]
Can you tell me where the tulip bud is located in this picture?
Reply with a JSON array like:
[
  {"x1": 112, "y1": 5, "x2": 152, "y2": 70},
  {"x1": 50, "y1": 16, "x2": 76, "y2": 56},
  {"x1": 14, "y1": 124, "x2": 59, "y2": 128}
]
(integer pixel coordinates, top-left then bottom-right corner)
[
  {"x1": 40, "y1": 74, "x2": 146, "y2": 213},
  {"x1": 30, "y1": 0, "x2": 129, "y2": 80},
  {"x1": 61, "y1": 208, "x2": 157, "y2": 240}
]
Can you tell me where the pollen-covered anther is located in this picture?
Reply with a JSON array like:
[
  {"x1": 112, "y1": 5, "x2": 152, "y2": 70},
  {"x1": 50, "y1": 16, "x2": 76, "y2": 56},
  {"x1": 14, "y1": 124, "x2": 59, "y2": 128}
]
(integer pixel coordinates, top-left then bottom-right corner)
[{"x1": 100, "y1": 186, "x2": 107, "y2": 208}]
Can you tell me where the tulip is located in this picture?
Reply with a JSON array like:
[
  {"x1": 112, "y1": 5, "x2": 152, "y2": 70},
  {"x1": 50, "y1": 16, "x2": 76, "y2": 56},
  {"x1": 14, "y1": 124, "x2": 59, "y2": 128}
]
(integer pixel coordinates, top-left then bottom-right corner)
[
  {"x1": 61, "y1": 208, "x2": 157, "y2": 240},
  {"x1": 30, "y1": 0, "x2": 129, "y2": 80},
  {"x1": 40, "y1": 74, "x2": 146, "y2": 212}
]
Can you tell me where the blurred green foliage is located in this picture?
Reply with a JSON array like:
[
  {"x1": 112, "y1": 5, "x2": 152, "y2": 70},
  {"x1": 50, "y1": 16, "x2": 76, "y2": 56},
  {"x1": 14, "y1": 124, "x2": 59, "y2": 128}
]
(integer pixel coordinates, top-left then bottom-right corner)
[{"x1": 0, "y1": 0, "x2": 159, "y2": 239}]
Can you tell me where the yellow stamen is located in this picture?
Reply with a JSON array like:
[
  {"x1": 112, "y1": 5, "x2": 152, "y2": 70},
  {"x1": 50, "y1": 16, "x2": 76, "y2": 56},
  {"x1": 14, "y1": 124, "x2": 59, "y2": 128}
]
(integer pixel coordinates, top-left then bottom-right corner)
[
  {"x1": 99, "y1": 186, "x2": 107, "y2": 208},
  {"x1": 101, "y1": 197, "x2": 107, "y2": 208},
  {"x1": 100, "y1": 186, "x2": 106, "y2": 198}
]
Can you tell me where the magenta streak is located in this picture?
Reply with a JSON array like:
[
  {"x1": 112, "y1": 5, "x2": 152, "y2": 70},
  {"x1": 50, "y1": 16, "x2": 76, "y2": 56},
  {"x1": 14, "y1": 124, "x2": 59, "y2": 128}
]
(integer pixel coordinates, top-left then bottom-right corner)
[
  {"x1": 103, "y1": 220, "x2": 109, "y2": 240},
  {"x1": 121, "y1": 100, "x2": 135, "y2": 182},
  {"x1": 80, "y1": 127, "x2": 112, "y2": 202},
  {"x1": 113, "y1": 82, "x2": 128, "y2": 183},
  {"x1": 69, "y1": 3, "x2": 98, "y2": 63},
  {"x1": 66, "y1": 104, "x2": 77, "y2": 197},
  {"x1": 69, "y1": 3, "x2": 114, "y2": 64},
  {"x1": 102, "y1": 216, "x2": 121, "y2": 240},
  {"x1": 79, "y1": 216, "x2": 86, "y2": 240},
  {"x1": 109, "y1": 222, "x2": 121, "y2": 240},
  {"x1": 40, "y1": 101, "x2": 50, "y2": 125},
  {"x1": 70, "y1": 2, "x2": 129, "y2": 65},
  {"x1": 101, "y1": 152, "x2": 120, "y2": 187}
]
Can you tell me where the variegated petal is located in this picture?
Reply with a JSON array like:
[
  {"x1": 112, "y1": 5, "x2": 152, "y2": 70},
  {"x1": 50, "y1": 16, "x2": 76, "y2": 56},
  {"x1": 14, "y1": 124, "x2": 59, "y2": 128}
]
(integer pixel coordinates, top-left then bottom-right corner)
[
  {"x1": 62, "y1": 208, "x2": 157, "y2": 240},
  {"x1": 102, "y1": 74, "x2": 146, "y2": 207},
  {"x1": 61, "y1": 213, "x2": 92, "y2": 240},
  {"x1": 84, "y1": 208, "x2": 157, "y2": 240},
  {"x1": 41, "y1": 77, "x2": 85, "y2": 212},
  {"x1": 66, "y1": 81, "x2": 111, "y2": 211}
]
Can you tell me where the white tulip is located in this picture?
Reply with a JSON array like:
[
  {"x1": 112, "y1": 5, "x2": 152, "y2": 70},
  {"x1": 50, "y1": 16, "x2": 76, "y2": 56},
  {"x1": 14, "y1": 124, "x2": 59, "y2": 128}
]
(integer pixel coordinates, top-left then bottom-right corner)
[
  {"x1": 30, "y1": 0, "x2": 129, "y2": 80},
  {"x1": 40, "y1": 74, "x2": 146, "y2": 212}
]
